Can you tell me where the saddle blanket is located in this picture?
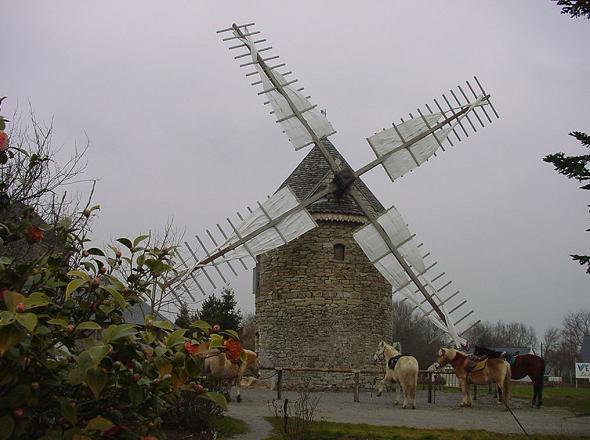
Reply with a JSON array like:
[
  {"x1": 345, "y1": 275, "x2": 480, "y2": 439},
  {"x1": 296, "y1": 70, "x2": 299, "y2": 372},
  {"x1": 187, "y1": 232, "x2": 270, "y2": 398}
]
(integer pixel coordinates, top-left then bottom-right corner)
[{"x1": 388, "y1": 354, "x2": 412, "y2": 370}]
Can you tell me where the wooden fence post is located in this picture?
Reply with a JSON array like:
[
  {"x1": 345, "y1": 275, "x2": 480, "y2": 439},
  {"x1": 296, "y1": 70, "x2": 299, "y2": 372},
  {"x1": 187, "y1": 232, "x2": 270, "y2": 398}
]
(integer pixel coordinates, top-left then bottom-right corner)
[
  {"x1": 353, "y1": 370, "x2": 360, "y2": 402},
  {"x1": 277, "y1": 368, "x2": 283, "y2": 400},
  {"x1": 473, "y1": 383, "x2": 477, "y2": 400},
  {"x1": 427, "y1": 372, "x2": 432, "y2": 403}
]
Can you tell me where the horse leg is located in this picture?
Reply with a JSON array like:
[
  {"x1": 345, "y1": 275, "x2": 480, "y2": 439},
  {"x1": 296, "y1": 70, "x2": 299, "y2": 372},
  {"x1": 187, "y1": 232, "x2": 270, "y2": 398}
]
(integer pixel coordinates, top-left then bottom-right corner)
[
  {"x1": 400, "y1": 379, "x2": 408, "y2": 409},
  {"x1": 496, "y1": 385, "x2": 503, "y2": 404},
  {"x1": 538, "y1": 359, "x2": 545, "y2": 408},
  {"x1": 533, "y1": 375, "x2": 544, "y2": 408},
  {"x1": 394, "y1": 380, "x2": 401, "y2": 406},
  {"x1": 235, "y1": 375, "x2": 242, "y2": 403},
  {"x1": 503, "y1": 379, "x2": 511, "y2": 410},
  {"x1": 376, "y1": 377, "x2": 386, "y2": 397},
  {"x1": 459, "y1": 378, "x2": 471, "y2": 407},
  {"x1": 500, "y1": 370, "x2": 511, "y2": 410},
  {"x1": 407, "y1": 374, "x2": 417, "y2": 409}
]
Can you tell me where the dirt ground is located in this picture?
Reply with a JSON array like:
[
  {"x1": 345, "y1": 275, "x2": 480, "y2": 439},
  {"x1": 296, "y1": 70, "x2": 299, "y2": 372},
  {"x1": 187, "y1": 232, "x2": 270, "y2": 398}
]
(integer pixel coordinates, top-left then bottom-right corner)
[{"x1": 226, "y1": 388, "x2": 590, "y2": 440}]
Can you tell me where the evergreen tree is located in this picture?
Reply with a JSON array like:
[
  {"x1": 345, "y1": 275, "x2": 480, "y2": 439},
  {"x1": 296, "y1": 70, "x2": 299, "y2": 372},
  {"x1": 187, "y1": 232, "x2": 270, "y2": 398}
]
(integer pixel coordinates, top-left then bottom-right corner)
[
  {"x1": 175, "y1": 301, "x2": 197, "y2": 328},
  {"x1": 197, "y1": 287, "x2": 242, "y2": 331},
  {"x1": 553, "y1": 0, "x2": 590, "y2": 19},
  {"x1": 544, "y1": 132, "x2": 590, "y2": 273}
]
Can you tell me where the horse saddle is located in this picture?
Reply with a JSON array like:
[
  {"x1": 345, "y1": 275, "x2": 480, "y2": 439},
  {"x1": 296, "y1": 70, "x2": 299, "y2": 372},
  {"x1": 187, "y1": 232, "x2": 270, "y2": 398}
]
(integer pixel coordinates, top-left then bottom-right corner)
[
  {"x1": 387, "y1": 354, "x2": 411, "y2": 370},
  {"x1": 505, "y1": 353, "x2": 519, "y2": 366},
  {"x1": 465, "y1": 355, "x2": 488, "y2": 374}
]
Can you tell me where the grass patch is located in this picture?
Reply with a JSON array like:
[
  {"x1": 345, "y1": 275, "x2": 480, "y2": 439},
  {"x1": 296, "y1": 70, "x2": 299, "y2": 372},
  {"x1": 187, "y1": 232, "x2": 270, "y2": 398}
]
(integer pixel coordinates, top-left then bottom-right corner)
[
  {"x1": 433, "y1": 383, "x2": 590, "y2": 415},
  {"x1": 263, "y1": 417, "x2": 589, "y2": 440},
  {"x1": 210, "y1": 415, "x2": 250, "y2": 438},
  {"x1": 511, "y1": 384, "x2": 590, "y2": 416}
]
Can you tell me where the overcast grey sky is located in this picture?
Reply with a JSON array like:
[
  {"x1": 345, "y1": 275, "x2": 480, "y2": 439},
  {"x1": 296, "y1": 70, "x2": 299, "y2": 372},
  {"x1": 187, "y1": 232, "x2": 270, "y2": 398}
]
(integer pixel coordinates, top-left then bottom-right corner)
[{"x1": 3, "y1": 1, "x2": 589, "y2": 339}]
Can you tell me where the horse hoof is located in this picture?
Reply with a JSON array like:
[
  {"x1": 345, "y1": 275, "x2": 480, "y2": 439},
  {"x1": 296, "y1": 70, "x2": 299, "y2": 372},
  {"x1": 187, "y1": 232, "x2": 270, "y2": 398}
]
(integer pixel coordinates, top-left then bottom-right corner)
[
  {"x1": 237, "y1": 395, "x2": 242, "y2": 403},
  {"x1": 394, "y1": 401, "x2": 399, "y2": 406},
  {"x1": 376, "y1": 392, "x2": 382, "y2": 397},
  {"x1": 402, "y1": 405, "x2": 407, "y2": 409}
]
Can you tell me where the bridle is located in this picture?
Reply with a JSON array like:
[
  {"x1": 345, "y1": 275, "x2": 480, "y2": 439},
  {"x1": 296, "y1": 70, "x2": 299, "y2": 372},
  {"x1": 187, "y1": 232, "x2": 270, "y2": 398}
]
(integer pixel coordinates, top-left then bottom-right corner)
[{"x1": 374, "y1": 348, "x2": 386, "y2": 364}]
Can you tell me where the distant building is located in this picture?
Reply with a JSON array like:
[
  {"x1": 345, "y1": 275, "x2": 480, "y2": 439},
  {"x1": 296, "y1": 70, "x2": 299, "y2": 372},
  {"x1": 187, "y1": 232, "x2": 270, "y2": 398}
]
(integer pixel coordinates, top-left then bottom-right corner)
[
  {"x1": 122, "y1": 301, "x2": 170, "y2": 325},
  {"x1": 490, "y1": 346, "x2": 536, "y2": 356}
]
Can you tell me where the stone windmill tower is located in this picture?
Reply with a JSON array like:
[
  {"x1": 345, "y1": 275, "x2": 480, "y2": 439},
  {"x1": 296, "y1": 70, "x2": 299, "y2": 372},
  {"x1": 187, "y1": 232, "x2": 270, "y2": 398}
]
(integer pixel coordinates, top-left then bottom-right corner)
[
  {"x1": 179, "y1": 23, "x2": 499, "y2": 388},
  {"x1": 254, "y1": 141, "x2": 392, "y2": 388}
]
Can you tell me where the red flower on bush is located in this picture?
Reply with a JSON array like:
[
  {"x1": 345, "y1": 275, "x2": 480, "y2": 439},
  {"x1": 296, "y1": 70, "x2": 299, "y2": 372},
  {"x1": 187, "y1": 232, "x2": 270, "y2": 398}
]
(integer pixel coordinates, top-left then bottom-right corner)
[
  {"x1": 224, "y1": 339, "x2": 242, "y2": 362},
  {"x1": 0, "y1": 131, "x2": 8, "y2": 152},
  {"x1": 184, "y1": 341, "x2": 199, "y2": 356},
  {"x1": 25, "y1": 225, "x2": 44, "y2": 244},
  {"x1": 104, "y1": 424, "x2": 127, "y2": 437}
]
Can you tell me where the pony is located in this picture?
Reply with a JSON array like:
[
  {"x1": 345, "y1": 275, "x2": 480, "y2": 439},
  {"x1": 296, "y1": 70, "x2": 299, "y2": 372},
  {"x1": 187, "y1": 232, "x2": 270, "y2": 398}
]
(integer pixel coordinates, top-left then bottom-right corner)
[
  {"x1": 373, "y1": 341, "x2": 419, "y2": 409},
  {"x1": 204, "y1": 349, "x2": 260, "y2": 402},
  {"x1": 474, "y1": 345, "x2": 545, "y2": 408},
  {"x1": 435, "y1": 347, "x2": 511, "y2": 409}
]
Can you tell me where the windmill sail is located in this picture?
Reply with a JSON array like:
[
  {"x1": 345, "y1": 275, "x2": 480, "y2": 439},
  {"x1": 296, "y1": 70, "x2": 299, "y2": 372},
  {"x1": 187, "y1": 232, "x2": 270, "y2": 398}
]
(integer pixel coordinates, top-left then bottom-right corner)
[
  {"x1": 353, "y1": 207, "x2": 467, "y2": 346},
  {"x1": 368, "y1": 114, "x2": 452, "y2": 181},
  {"x1": 353, "y1": 206, "x2": 424, "y2": 284},
  {"x1": 225, "y1": 25, "x2": 336, "y2": 150},
  {"x1": 221, "y1": 186, "x2": 317, "y2": 261},
  {"x1": 180, "y1": 185, "x2": 320, "y2": 290},
  {"x1": 363, "y1": 87, "x2": 496, "y2": 182}
]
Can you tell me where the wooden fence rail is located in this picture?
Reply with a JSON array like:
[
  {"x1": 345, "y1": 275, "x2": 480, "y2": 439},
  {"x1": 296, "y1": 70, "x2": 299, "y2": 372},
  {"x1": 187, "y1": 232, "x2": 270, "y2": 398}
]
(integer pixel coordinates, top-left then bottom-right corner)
[{"x1": 259, "y1": 367, "x2": 480, "y2": 403}]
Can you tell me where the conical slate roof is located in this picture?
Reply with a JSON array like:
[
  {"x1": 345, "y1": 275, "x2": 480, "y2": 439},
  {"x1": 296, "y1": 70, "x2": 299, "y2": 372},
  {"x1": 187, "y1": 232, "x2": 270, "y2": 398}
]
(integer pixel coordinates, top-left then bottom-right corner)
[{"x1": 278, "y1": 139, "x2": 385, "y2": 217}]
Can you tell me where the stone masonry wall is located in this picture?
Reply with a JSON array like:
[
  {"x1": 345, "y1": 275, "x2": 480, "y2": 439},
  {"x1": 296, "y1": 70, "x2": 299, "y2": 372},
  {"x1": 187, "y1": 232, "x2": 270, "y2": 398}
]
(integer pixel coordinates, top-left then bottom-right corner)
[{"x1": 255, "y1": 219, "x2": 393, "y2": 390}]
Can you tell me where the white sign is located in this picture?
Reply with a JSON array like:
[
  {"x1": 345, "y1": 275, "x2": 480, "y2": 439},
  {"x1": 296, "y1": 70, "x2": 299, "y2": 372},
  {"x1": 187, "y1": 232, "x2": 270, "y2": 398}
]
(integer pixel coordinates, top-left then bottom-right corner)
[{"x1": 575, "y1": 363, "x2": 590, "y2": 379}]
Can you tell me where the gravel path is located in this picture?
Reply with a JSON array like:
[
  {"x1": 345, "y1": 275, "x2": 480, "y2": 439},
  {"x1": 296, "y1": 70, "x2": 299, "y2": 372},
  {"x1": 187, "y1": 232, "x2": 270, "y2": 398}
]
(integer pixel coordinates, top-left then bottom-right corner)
[{"x1": 226, "y1": 388, "x2": 590, "y2": 439}]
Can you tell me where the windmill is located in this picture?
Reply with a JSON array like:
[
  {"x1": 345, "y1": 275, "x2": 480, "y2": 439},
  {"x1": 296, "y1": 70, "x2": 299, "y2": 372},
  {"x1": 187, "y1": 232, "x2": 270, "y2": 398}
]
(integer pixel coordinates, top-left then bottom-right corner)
[{"x1": 179, "y1": 22, "x2": 498, "y2": 349}]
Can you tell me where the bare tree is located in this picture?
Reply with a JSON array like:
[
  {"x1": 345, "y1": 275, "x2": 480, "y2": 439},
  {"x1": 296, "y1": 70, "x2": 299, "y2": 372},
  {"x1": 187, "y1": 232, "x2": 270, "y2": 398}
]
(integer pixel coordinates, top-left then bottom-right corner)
[
  {"x1": 239, "y1": 312, "x2": 256, "y2": 351},
  {"x1": 562, "y1": 309, "x2": 590, "y2": 350},
  {"x1": 0, "y1": 102, "x2": 96, "y2": 265},
  {"x1": 2, "y1": 107, "x2": 91, "y2": 224},
  {"x1": 391, "y1": 300, "x2": 446, "y2": 367},
  {"x1": 468, "y1": 320, "x2": 538, "y2": 350},
  {"x1": 543, "y1": 327, "x2": 561, "y2": 357}
]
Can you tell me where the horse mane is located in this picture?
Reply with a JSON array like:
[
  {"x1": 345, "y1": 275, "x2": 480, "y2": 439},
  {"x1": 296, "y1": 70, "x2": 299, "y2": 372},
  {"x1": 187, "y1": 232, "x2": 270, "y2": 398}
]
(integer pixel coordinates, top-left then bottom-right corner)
[{"x1": 381, "y1": 341, "x2": 400, "y2": 356}]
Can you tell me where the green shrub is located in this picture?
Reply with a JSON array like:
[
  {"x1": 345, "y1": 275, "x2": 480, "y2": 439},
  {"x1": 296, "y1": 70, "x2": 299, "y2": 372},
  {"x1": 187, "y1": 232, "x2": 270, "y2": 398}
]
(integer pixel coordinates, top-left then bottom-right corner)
[{"x1": 0, "y1": 104, "x2": 240, "y2": 439}]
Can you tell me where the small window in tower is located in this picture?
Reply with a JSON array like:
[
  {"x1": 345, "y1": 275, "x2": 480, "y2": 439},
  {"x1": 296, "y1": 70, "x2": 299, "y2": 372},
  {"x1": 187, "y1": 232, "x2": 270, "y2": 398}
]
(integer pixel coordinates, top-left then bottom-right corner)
[{"x1": 333, "y1": 243, "x2": 345, "y2": 261}]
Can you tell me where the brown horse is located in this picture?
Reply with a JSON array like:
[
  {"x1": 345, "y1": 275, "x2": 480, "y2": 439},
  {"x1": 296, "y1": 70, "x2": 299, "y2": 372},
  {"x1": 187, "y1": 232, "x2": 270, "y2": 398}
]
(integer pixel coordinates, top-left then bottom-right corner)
[
  {"x1": 474, "y1": 345, "x2": 545, "y2": 408},
  {"x1": 436, "y1": 347, "x2": 511, "y2": 409}
]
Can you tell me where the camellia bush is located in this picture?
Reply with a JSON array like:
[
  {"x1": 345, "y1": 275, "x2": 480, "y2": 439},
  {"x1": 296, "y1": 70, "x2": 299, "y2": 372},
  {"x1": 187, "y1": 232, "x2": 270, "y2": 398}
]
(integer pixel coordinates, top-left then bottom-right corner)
[{"x1": 0, "y1": 103, "x2": 242, "y2": 439}]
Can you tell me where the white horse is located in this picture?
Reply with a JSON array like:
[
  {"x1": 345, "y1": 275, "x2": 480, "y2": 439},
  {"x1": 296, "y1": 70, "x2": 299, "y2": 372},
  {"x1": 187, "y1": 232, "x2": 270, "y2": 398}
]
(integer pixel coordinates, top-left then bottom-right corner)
[
  {"x1": 204, "y1": 349, "x2": 260, "y2": 402},
  {"x1": 373, "y1": 341, "x2": 419, "y2": 409}
]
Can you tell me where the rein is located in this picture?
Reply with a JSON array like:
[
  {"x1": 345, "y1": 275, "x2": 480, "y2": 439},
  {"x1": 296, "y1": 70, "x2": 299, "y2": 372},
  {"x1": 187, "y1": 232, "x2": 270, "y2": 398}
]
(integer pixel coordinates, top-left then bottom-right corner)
[{"x1": 374, "y1": 350, "x2": 386, "y2": 365}]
